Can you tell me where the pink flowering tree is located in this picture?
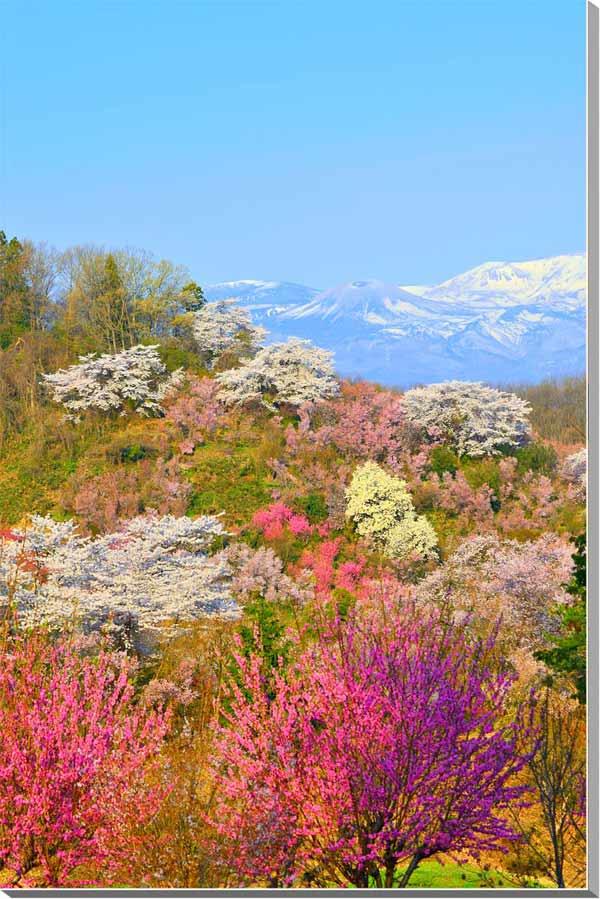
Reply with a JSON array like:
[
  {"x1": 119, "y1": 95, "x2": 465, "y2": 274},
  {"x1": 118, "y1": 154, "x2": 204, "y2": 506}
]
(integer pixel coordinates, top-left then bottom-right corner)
[
  {"x1": 291, "y1": 537, "x2": 368, "y2": 598},
  {"x1": 212, "y1": 601, "x2": 537, "y2": 888},
  {"x1": 251, "y1": 502, "x2": 324, "y2": 540},
  {"x1": 164, "y1": 375, "x2": 225, "y2": 454},
  {"x1": 0, "y1": 632, "x2": 172, "y2": 887},
  {"x1": 222, "y1": 543, "x2": 313, "y2": 607},
  {"x1": 299, "y1": 381, "x2": 412, "y2": 469}
]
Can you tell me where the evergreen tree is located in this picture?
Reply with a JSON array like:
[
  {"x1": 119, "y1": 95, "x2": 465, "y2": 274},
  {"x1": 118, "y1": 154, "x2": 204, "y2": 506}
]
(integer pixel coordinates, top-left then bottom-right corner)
[
  {"x1": 181, "y1": 281, "x2": 206, "y2": 312},
  {"x1": 0, "y1": 231, "x2": 30, "y2": 348}
]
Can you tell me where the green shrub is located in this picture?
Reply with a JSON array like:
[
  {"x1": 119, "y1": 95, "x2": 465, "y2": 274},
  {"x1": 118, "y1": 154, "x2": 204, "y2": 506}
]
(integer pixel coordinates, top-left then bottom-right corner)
[
  {"x1": 514, "y1": 441, "x2": 558, "y2": 476},
  {"x1": 296, "y1": 491, "x2": 329, "y2": 522},
  {"x1": 186, "y1": 442, "x2": 273, "y2": 524},
  {"x1": 461, "y1": 458, "x2": 501, "y2": 494},
  {"x1": 429, "y1": 445, "x2": 459, "y2": 477},
  {"x1": 118, "y1": 443, "x2": 154, "y2": 463},
  {"x1": 156, "y1": 342, "x2": 207, "y2": 374}
]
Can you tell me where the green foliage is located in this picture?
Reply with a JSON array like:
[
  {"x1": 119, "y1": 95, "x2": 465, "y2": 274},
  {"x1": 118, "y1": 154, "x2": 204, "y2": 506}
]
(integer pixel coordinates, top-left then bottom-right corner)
[
  {"x1": 226, "y1": 598, "x2": 290, "y2": 706},
  {"x1": 296, "y1": 490, "x2": 328, "y2": 522},
  {"x1": 330, "y1": 588, "x2": 356, "y2": 621},
  {"x1": 515, "y1": 441, "x2": 558, "y2": 476},
  {"x1": 186, "y1": 442, "x2": 273, "y2": 525},
  {"x1": 429, "y1": 445, "x2": 459, "y2": 477},
  {"x1": 155, "y1": 342, "x2": 207, "y2": 374},
  {"x1": 536, "y1": 532, "x2": 586, "y2": 703},
  {"x1": 117, "y1": 443, "x2": 154, "y2": 464},
  {"x1": 0, "y1": 231, "x2": 28, "y2": 349},
  {"x1": 461, "y1": 457, "x2": 501, "y2": 494},
  {"x1": 238, "y1": 597, "x2": 290, "y2": 672},
  {"x1": 180, "y1": 281, "x2": 206, "y2": 312}
]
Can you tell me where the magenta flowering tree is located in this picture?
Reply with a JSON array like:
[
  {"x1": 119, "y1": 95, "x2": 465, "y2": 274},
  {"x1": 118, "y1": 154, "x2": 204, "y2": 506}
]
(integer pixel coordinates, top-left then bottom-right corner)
[
  {"x1": 0, "y1": 633, "x2": 172, "y2": 887},
  {"x1": 212, "y1": 602, "x2": 537, "y2": 888},
  {"x1": 252, "y1": 502, "x2": 318, "y2": 539}
]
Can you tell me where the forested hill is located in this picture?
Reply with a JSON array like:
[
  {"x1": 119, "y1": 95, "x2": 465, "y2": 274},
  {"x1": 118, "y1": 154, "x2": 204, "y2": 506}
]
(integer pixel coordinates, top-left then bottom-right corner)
[
  {"x1": 0, "y1": 231, "x2": 587, "y2": 889},
  {"x1": 0, "y1": 231, "x2": 585, "y2": 529}
]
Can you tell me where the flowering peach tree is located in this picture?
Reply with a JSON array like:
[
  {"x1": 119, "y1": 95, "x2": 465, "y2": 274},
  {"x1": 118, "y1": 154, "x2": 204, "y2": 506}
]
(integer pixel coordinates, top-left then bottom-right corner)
[{"x1": 0, "y1": 633, "x2": 172, "y2": 886}]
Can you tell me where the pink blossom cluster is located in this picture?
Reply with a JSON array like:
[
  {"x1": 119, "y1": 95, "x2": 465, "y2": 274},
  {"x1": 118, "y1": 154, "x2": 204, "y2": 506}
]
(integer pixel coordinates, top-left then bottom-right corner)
[
  {"x1": 62, "y1": 457, "x2": 192, "y2": 533},
  {"x1": 289, "y1": 382, "x2": 410, "y2": 470},
  {"x1": 293, "y1": 538, "x2": 367, "y2": 597},
  {"x1": 223, "y1": 543, "x2": 313, "y2": 606},
  {"x1": 252, "y1": 502, "x2": 329, "y2": 540},
  {"x1": 0, "y1": 633, "x2": 172, "y2": 887},
  {"x1": 165, "y1": 375, "x2": 225, "y2": 453},
  {"x1": 437, "y1": 471, "x2": 495, "y2": 523}
]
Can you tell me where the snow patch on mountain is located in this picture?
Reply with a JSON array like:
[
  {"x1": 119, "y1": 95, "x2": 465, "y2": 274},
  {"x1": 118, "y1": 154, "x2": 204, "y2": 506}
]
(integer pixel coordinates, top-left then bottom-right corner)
[{"x1": 205, "y1": 254, "x2": 586, "y2": 387}]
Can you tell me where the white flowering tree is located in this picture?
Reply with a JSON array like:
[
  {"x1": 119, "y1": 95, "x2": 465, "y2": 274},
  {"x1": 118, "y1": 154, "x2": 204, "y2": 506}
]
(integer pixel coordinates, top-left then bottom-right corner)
[
  {"x1": 216, "y1": 337, "x2": 340, "y2": 409},
  {"x1": 562, "y1": 448, "x2": 587, "y2": 495},
  {"x1": 345, "y1": 461, "x2": 438, "y2": 560},
  {"x1": 41, "y1": 345, "x2": 183, "y2": 419},
  {"x1": 1, "y1": 514, "x2": 238, "y2": 649},
  {"x1": 192, "y1": 300, "x2": 266, "y2": 369},
  {"x1": 418, "y1": 533, "x2": 574, "y2": 652},
  {"x1": 403, "y1": 381, "x2": 531, "y2": 457}
]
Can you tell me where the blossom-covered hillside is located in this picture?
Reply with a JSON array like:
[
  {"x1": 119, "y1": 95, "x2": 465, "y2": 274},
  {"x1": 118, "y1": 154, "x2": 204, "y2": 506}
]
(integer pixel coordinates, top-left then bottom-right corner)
[{"x1": 0, "y1": 234, "x2": 587, "y2": 889}]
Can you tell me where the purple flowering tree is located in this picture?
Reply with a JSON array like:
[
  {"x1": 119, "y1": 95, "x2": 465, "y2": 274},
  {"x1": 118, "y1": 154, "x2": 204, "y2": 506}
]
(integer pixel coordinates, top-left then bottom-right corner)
[{"x1": 213, "y1": 600, "x2": 537, "y2": 888}]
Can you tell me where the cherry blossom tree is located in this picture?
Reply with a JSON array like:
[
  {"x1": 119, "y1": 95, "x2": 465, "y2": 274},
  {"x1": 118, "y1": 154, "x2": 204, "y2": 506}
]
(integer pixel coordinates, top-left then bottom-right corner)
[
  {"x1": 41, "y1": 345, "x2": 183, "y2": 419},
  {"x1": 1, "y1": 514, "x2": 238, "y2": 647},
  {"x1": 216, "y1": 338, "x2": 339, "y2": 410},
  {"x1": 298, "y1": 381, "x2": 411, "y2": 469},
  {"x1": 212, "y1": 601, "x2": 536, "y2": 888},
  {"x1": 345, "y1": 461, "x2": 438, "y2": 560},
  {"x1": 164, "y1": 375, "x2": 225, "y2": 453},
  {"x1": 60, "y1": 456, "x2": 192, "y2": 533},
  {"x1": 403, "y1": 381, "x2": 532, "y2": 457},
  {"x1": 222, "y1": 543, "x2": 313, "y2": 607},
  {"x1": 0, "y1": 632, "x2": 172, "y2": 886},
  {"x1": 191, "y1": 300, "x2": 266, "y2": 369},
  {"x1": 562, "y1": 448, "x2": 587, "y2": 499},
  {"x1": 418, "y1": 533, "x2": 573, "y2": 653}
]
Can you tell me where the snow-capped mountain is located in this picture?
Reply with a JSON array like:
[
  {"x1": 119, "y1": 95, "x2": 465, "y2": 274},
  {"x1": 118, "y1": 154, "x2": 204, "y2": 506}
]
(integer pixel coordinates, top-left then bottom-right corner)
[
  {"x1": 204, "y1": 280, "x2": 317, "y2": 311},
  {"x1": 205, "y1": 254, "x2": 586, "y2": 386}
]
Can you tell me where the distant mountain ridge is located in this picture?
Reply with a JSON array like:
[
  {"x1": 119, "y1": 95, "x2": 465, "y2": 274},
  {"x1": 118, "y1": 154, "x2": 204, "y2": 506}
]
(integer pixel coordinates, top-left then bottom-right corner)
[{"x1": 205, "y1": 254, "x2": 586, "y2": 387}]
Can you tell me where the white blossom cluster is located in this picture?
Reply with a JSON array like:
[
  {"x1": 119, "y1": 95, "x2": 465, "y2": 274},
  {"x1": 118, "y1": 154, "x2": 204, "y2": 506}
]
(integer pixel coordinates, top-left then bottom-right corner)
[
  {"x1": 1, "y1": 514, "x2": 239, "y2": 642},
  {"x1": 417, "y1": 533, "x2": 574, "y2": 648},
  {"x1": 41, "y1": 345, "x2": 183, "y2": 419},
  {"x1": 345, "y1": 461, "x2": 438, "y2": 560},
  {"x1": 562, "y1": 448, "x2": 587, "y2": 492},
  {"x1": 403, "y1": 380, "x2": 531, "y2": 457},
  {"x1": 192, "y1": 300, "x2": 266, "y2": 368},
  {"x1": 216, "y1": 338, "x2": 340, "y2": 409}
]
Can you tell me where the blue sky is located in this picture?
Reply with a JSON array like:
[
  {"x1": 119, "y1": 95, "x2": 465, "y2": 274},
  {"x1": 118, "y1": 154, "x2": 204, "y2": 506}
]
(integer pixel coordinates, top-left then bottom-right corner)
[{"x1": 0, "y1": 0, "x2": 586, "y2": 287}]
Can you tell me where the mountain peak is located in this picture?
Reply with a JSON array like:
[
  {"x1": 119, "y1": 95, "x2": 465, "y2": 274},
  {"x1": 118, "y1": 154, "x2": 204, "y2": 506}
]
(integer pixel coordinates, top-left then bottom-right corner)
[{"x1": 204, "y1": 253, "x2": 585, "y2": 387}]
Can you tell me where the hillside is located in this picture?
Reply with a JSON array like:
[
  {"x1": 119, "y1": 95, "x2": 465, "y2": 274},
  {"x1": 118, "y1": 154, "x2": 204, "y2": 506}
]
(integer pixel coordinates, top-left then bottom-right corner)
[{"x1": 0, "y1": 232, "x2": 587, "y2": 889}]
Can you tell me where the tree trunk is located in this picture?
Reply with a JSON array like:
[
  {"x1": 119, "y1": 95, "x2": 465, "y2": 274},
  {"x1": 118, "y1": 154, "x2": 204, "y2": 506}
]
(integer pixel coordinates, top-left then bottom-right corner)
[{"x1": 398, "y1": 852, "x2": 423, "y2": 888}]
